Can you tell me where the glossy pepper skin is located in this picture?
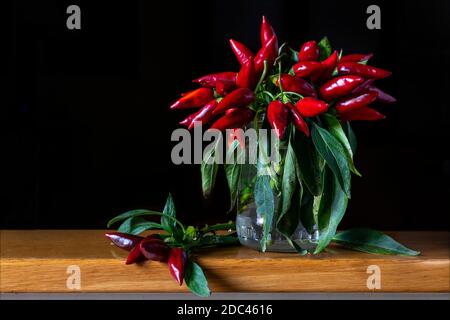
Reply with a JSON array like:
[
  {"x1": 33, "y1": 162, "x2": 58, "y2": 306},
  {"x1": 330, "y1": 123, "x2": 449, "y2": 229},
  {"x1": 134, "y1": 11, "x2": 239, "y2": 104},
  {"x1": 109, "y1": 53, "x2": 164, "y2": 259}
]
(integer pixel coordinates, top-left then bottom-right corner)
[
  {"x1": 335, "y1": 92, "x2": 378, "y2": 113},
  {"x1": 317, "y1": 50, "x2": 338, "y2": 82},
  {"x1": 180, "y1": 100, "x2": 217, "y2": 129},
  {"x1": 212, "y1": 88, "x2": 255, "y2": 115},
  {"x1": 367, "y1": 86, "x2": 396, "y2": 104},
  {"x1": 319, "y1": 75, "x2": 365, "y2": 101},
  {"x1": 298, "y1": 41, "x2": 319, "y2": 62},
  {"x1": 267, "y1": 100, "x2": 289, "y2": 139},
  {"x1": 216, "y1": 79, "x2": 236, "y2": 96},
  {"x1": 339, "y1": 106, "x2": 386, "y2": 121},
  {"x1": 293, "y1": 61, "x2": 323, "y2": 78},
  {"x1": 287, "y1": 103, "x2": 310, "y2": 137},
  {"x1": 260, "y1": 16, "x2": 278, "y2": 48},
  {"x1": 296, "y1": 97, "x2": 329, "y2": 117},
  {"x1": 168, "y1": 248, "x2": 188, "y2": 286},
  {"x1": 211, "y1": 108, "x2": 255, "y2": 131},
  {"x1": 139, "y1": 238, "x2": 170, "y2": 262},
  {"x1": 276, "y1": 74, "x2": 317, "y2": 97},
  {"x1": 126, "y1": 245, "x2": 148, "y2": 265},
  {"x1": 170, "y1": 88, "x2": 215, "y2": 110},
  {"x1": 229, "y1": 39, "x2": 254, "y2": 66},
  {"x1": 254, "y1": 35, "x2": 278, "y2": 75},
  {"x1": 236, "y1": 57, "x2": 256, "y2": 90},
  {"x1": 105, "y1": 232, "x2": 144, "y2": 251},
  {"x1": 337, "y1": 62, "x2": 392, "y2": 79},
  {"x1": 339, "y1": 53, "x2": 373, "y2": 63},
  {"x1": 193, "y1": 72, "x2": 236, "y2": 88},
  {"x1": 351, "y1": 79, "x2": 375, "y2": 94}
]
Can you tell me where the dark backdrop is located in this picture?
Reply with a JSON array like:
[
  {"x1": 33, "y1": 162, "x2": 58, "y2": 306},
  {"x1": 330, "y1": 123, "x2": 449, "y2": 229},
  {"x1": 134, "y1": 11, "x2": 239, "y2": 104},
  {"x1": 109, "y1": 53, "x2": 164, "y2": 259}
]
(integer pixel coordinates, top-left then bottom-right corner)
[{"x1": 3, "y1": 0, "x2": 450, "y2": 230}]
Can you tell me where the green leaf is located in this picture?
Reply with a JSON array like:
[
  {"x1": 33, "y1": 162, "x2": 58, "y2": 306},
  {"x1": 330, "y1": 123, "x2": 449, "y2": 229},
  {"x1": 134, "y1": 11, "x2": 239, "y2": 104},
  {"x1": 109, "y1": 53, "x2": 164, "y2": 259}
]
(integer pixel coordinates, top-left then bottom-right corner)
[
  {"x1": 344, "y1": 121, "x2": 357, "y2": 155},
  {"x1": 107, "y1": 209, "x2": 160, "y2": 228},
  {"x1": 161, "y1": 193, "x2": 176, "y2": 231},
  {"x1": 318, "y1": 37, "x2": 332, "y2": 61},
  {"x1": 184, "y1": 261, "x2": 211, "y2": 297},
  {"x1": 311, "y1": 122, "x2": 351, "y2": 198},
  {"x1": 299, "y1": 190, "x2": 315, "y2": 233},
  {"x1": 322, "y1": 114, "x2": 361, "y2": 177},
  {"x1": 293, "y1": 132, "x2": 323, "y2": 196},
  {"x1": 314, "y1": 168, "x2": 348, "y2": 254},
  {"x1": 201, "y1": 137, "x2": 221, "y2": 198},
  {"x1": 254, "y1": 175, "x2": 275, "y2": 252},
  {"x1": 333, "y1": 228, "x2": 420, "y2": 256},
  {"x1": 118, "y1": 216, "x2": 163, "y2": 235},
  {"x1": 224, "y1": 163, "x2": 241, "y2": 212}
]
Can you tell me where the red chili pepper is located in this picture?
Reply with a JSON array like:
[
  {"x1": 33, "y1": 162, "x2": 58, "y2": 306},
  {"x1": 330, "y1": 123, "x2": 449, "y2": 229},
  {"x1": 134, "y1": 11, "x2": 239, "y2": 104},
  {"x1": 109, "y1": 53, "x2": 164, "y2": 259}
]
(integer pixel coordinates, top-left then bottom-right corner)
[
  {"x1": 335, "y1": 92, "x2": 378, "y2": 113},
  {"x1": 339, "y1": 53, "x2": 373, "y2": 63},
  {"x1": 298, "y1": 41, "x2": 319, "y2": 62},
  {"x1": 211, "y1": 108, "x2": 255, "y2": 131},
  {"x1": 193, "y1": 72, "x2": 236, "y2": 88},
  {"x1": 216, "y1": 79, "x2": 236, "y2": 96},
  {"x1": 260, "y1": 16, "x2": 278, "y2": 48},
  {"x1": 105, "y1": 232, "x2": 144, "y2": 251},
  {"x1": 317, "y1": 50, "x2": 338, "y2": 81},
  {"x1": 180, "y1": 100, "x2": 217, "y2": 129},
  {"x1": 286, "y1": 103, "x2": 310, "y2": 137},
  {"x1": 229, "y1": 39, "x2": 254, "y2": 66},
  {"x1": 254, "y1": 35, "x2": 278, "y2": 75},
  {"x1": 293, "y1": 61, "x2": 323, "y2": 78},
  {"x1": 212, "y1": 88, "x2": 255, "y2": 115},
  {"x1": 295, "y1": 97, "x2": 329, "y2": 117},
  {"x1": 367, "y1": 86, "x2": 396, "y2": 104},
  {"x1": 351, "y1": 79, "x2": 375, "y2": 94},
  {"x1": 276, "y1": 74, "x2": 317, "y2": 97},
  {"x1": 236, "y1": 57, "x2": 256, "y2": 90},
  {"x1": 168, "y1": 248, "x2": 187, "y2": 286},
  {"x1": 139, "y1": 238, "x2": 170, "y2": 262},
  {"x1": 339, "y1": 106, "x2": 386, "y2": 121},
  {"x1": 319, "y1": 75, "x2": 365, "y2": 101},
  {"x1": 337, "y1": 62, "x2": 391, "y2": 79},
  {"x1": 170, "y1": 88, "x2": 215, "y2": 110},
  {"x1": 226, "y1": 128, "x2": 246, "y2": 150},
  {"x1": 267, "y1": 100, "x2": 289, "y2": 139},
  {"x1": 126, "y1": 244, "x2": 148, "y2": 265}
]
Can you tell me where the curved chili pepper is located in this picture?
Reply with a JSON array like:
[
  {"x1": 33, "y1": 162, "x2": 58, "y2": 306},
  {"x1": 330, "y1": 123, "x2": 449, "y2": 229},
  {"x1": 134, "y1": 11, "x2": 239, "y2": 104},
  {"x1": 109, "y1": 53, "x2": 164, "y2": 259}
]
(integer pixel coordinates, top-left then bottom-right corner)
[
  {"x1": 335, "y1": 92, "x2": 378, "y2": 113},
  {"x1": 126, "y1": 244, "x2": 148, "y2": 265},
  {"x1": 367, "y1": 86, "x2": 396, "y2": 104},
  {"x1": 170, "y1": 88, "x2": 215, "y2": 110},
  {"x1": 339, "y1": 53, "x2": 373, "y2": 64},
  {"x1": 211, "y1": 108, "x2": 255, "y2": 131},
  {"x1": 180, "y1": 100, "x2": 217, "y2": 129},
  {"x1": 260, "y1": 16, "x2": 277, "y2": 48},
  {"x1": 105, "y1": 232, "x2": 144, "y2": 251},
  {"x1": 229, "y1": 39, "x2": 254, "y2": 66},
  {"x1": 317, "y1": 50, "x2": 338, "y2": 82},
  {"x1": 236, "y1": 57, "x2": 256, "y2": 90},
  {"x1": 254, "y1": 35, "x2": 278, "y2": 75},
  {"x1": 296, "y1": 97, "x2": 328, "y2": 117},
  {"x1": 267, "y1": 100, "x2": 289, "y2": 139},
  {"x1": 337, "y1": 62, "x2": 391, "y2": 79},
  {"x1": 212, "y1": 88, "x2": 255, "y2": 115},
  {"x1": 193, "y1": 72, "x2": 236, "y2": 88},
  {"x1": 339, "y1": 106, "x2": 386, "y2": 121},
  {"x1": 276, "y1": 74, "x2": 317, "y2": 97},
  {"x1": 298, "y1": 40, "x2": 319, "y2": 62},
  {"x1": 168, "y1": 248, "x2": 187, "y2": 286},
  {"x1": 293, "y1": 61, "x2": 323, "y2": 78},
  {"x1": 286, "y1": 103, "x2": 310, "y2": 137},
  {"x1": 319, "y1": 75, "x2": 365, "y2": 101},
  {"x1": 139, "y1": 238, "x2": 170, "y2": 262},
  {"x1": 351, "y1": 79, "x2": 375, "y2": 94}
]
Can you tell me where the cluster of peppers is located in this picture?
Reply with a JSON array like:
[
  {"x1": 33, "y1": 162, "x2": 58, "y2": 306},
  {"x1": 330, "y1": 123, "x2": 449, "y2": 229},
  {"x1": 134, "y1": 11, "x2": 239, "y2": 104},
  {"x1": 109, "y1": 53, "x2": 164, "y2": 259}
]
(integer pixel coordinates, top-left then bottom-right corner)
[
  {"x1": 105, "y1": 232, "x2": 187, "y2": 285},
  {"x1": 170, "y1": 16, "x2": 395, "y2": 139}
]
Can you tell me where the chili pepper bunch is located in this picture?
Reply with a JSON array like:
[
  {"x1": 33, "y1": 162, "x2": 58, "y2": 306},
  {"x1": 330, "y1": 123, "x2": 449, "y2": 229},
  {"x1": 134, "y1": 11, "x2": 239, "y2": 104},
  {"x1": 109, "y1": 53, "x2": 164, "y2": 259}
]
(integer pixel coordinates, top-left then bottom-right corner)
[
  {"x1": 170, "y1": 16, "x2": 395, "y2": 139},
  {"x1": 106, "y1": 194, "x2": 238, "y2": 297}
]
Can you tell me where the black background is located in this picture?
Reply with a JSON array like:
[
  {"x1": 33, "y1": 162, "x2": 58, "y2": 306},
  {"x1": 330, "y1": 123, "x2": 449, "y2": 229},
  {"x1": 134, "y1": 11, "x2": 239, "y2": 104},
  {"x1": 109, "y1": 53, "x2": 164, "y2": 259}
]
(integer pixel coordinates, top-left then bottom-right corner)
[{"x1": 3, "y1": 0, "x2": 450, "y2": 230}]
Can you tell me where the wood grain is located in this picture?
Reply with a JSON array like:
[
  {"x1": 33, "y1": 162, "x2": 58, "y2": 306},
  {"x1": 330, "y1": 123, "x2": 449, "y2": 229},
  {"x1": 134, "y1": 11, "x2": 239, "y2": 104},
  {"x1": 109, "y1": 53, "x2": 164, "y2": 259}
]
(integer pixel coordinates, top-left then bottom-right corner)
[{"x1": 1, "y1": 230, "x2": 449, "y2": 293}]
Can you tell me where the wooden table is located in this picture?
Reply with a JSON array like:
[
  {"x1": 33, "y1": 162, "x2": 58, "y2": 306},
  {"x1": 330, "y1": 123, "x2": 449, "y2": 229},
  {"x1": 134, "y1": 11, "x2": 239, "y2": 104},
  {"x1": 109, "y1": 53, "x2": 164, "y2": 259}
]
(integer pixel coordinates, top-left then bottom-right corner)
[{"x1": 1, "y1": 230, "x2": 449, "y2": 297}]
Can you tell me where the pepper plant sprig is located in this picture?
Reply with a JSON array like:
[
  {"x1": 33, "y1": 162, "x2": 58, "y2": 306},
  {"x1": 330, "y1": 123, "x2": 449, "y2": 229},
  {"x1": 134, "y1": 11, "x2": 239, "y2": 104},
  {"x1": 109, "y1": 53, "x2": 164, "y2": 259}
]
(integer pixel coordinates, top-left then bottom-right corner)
[{"x1": 106, "y1": 193, "x2": 238, "y2": 297}]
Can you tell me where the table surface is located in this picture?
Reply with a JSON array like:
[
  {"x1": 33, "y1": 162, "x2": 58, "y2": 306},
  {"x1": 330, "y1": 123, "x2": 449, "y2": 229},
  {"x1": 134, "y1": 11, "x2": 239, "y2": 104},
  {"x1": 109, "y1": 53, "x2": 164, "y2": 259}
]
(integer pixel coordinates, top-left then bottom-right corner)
[{"x1": 1, "y1": 230, "x2": 449, "y2": 294}]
